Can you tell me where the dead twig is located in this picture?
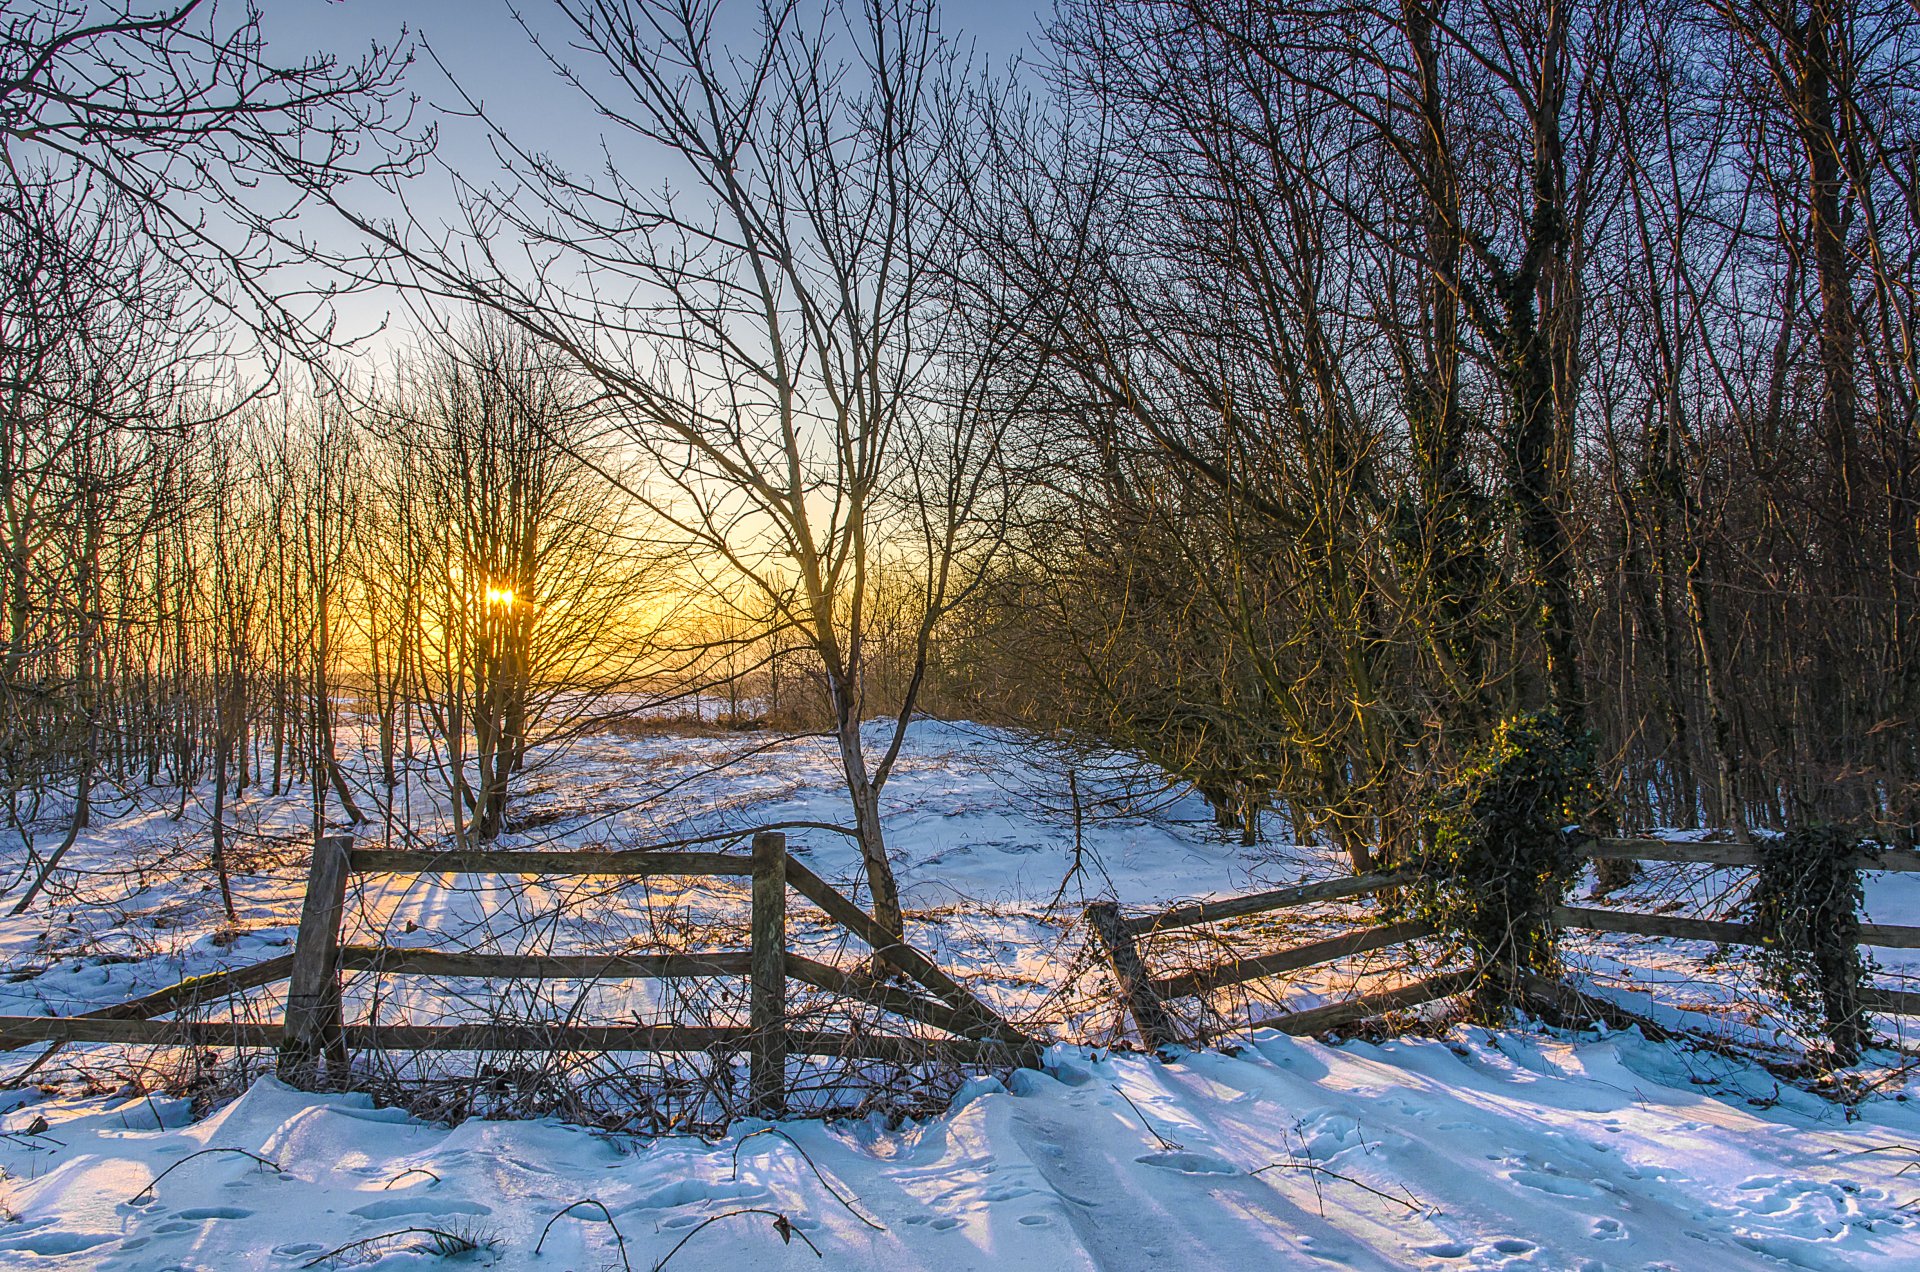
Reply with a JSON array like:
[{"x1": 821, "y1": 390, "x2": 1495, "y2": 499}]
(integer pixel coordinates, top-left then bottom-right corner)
[
  {"x1": 380, "y1": 1166, "x2": 441, "y2": 1189},
  {"x1": 729, "y1": 1126, "x2": 885, "y2": 1231},
  {"x1": 131, "y1": 1147, "x2": 281, "y2": 1202},
  {"x1": 1111, "y1": 1085, "x2": 1183, "y2": 1151},
  {"x1": 301, "y1": 1225, "x2": 492, "y2": 1267},
  {"x1": 651, "y1": 1208, "x2": 821, "y2": 1272},
  {"x1": 1248, "y1": 1159, "x2": 1423, "y2": 1213},
  {"x1": 535, "y1": 1197, "x2": 631, "y2": 1271}
]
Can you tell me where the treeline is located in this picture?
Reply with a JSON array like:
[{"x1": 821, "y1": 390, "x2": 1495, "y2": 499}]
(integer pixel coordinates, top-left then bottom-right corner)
[
  {"x1": 0, "y1": 273, "x2": 684, "y2": 909},
  {"x1": 5, "y1": 0, "x2": 1917, "y2": 925},
  {"x1": 937, "y1": 0, "x2": 1920, "y2": 857}
]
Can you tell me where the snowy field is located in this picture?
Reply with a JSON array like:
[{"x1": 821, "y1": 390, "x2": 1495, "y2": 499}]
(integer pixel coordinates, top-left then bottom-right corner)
[{"x1": 1, "y1": 719, "x2": 1918, "y2": 1269}]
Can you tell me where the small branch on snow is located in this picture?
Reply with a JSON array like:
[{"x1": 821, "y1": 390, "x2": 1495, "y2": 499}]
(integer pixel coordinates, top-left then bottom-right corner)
[
  {"x1": 301, "y1": 1225, "x2": 492, "y2": 1267},
  {"x1": 1111, "y1": 1084, "x2": 1183, "y2": 1151},
  {"x1": 1248, "y1": 1159, "x2": 1424, "y2": 1213},
  {"x1": 650, "y1": 1208, "x2": 821, "y2": 1272},
  {"x1": 730, "y1": 1126, "x2": 886, "y2": 1231},
  {"x1": 131, "y1": 1147, "x2": 282, "y2": 1202},
  {"x1": 380, "y1": 1166, "x2": 441, "y2": 1189},
  {"x1": 535, "y1": 1198, "x2": 631, "y2": 1271}
]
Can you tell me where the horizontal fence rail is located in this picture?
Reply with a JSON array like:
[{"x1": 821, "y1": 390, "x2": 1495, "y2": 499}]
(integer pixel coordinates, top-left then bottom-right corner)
[
  {"x1": 0, "y1": 1016, "x2": 1029, "y2": 1064},
  {"x1": 1249, "y1": 971, "x2": 1475, "y2": 1037},
  {"x1": 350, "y1": 848, "x2": 756, "y2": 876},
  {"x1": 0, "y1": 955, "x2": 297, "y2": 1055},
  {"x1": 1553, "y1": 905, "x2": 1920, "y2": 951},
  {"x1": 1149, "y1": 922, "x2": 1435, "y2": 1001},
  {"x1": 336, "y1": 949, "x2": 756, "y2": 979},
  {"x1": 1123, "y1": 870, "x2": 1413, "y2": 936},
  {"x1": 1586, "y1": 837, "x2": 1920, "y2": 873}
]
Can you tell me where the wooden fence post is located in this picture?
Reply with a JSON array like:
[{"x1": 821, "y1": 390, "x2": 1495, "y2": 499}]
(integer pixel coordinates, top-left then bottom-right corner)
[
  {"x1": 1086, "y1": 900, "x2": 1179, "y2": 1049},
  {"x1": 279, "y1": 832, "x2": 352, "y2": 1086},
  {"x1": 749, "y1": 831, "x2": 788, "y2": 1117}
]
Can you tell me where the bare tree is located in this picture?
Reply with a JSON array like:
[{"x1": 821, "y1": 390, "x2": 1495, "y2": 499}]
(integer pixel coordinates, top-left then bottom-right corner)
[
  {"x1": 342, "y1": 0, "x2": 1019, "y2": 937},
  {"x1": 0, "y1": 186, "x2": 203, "y2": 913},
  {"x1": 1, "y1": 0, "x2": 427, "y2": 352},
  {"x1": 373, "y1": 319, "x2": 673, "y2": 844}
]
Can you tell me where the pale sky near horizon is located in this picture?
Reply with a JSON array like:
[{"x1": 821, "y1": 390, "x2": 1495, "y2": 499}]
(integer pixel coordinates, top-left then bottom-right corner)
[{"x1": 255, "y1": 0, "x2": 1055, "y2": 357}]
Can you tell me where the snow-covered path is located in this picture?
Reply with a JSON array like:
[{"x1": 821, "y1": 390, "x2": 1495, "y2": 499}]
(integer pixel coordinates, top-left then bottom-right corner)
[{"x1": 4, "y1": 1030, "x2": 1916, "y2": 1270}]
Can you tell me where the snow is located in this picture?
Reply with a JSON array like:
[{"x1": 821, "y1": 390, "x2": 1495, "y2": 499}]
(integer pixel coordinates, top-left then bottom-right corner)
[
  {"x1": 2, "y1": 718, "x2": 1918, "y2": 1268},
  {"x1": 4, "y1": 1033, "x2": 1917, "y2": 1269}
]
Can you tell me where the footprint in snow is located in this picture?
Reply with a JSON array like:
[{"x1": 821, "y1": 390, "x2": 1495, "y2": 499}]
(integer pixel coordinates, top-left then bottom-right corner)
[
  {"x1": 348, "y1": 1198, "x2": 493, "y2": 1220},
  {"x1": 1413, "y1": 1240, "x2": 1470, "y2": 1258},
  {"x1": 0, "y1": 1230, "x2": 119, "y2": 1255},
  {"x1": 172, "y1": 1207, "x2": 252, "y2": 1221},
  {"x1": 1508, "y1": 1167, "x2": 1603, "y2": 1199},
  {"x1": 1134, "y1": 1150, "x2": 1239, "y2": 1175},
  {"x1": 902, "y1": 1214, "x2": 962, "y2": 1231}
]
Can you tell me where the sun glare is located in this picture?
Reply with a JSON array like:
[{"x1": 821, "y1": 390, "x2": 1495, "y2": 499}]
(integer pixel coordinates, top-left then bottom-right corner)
[{"x1": 486, "y1": 586, "x2": 516, "y2": 607}]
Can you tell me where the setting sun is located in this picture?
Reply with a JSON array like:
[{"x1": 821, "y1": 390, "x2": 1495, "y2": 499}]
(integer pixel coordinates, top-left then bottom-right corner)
[{"x1": 485, "y1": 586, "x2": 515, "y2": 607}]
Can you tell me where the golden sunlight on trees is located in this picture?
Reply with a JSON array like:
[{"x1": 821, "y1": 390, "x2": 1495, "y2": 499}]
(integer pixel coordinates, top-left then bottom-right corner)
[
  {"x1": 340, "y1": 0, "x2": 1032, "y2": 939},
  {"x1": 368, "y1": 320, "x2": 675, "y2": 845}
]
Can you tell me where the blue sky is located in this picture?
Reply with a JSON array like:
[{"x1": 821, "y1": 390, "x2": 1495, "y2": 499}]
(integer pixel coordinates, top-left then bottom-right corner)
[
  {"x1": 264, "y1": 1, "x2": 1051, "y2": 176},
  {"x1": 255, "y1": 0, "x2": 1051, "y2": 354}
]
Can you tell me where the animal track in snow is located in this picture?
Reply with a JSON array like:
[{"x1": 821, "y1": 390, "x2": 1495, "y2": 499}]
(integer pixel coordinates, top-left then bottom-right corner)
[
  {"x1": 1134, "y1": 1150, "x2": 1239, "y2": 1175},
  {"x1": 348, "y1": 1197, "x2": 493, "y2": 1220}
]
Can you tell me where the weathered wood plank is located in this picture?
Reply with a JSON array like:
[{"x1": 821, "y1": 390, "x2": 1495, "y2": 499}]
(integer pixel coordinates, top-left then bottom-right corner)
[
  {"x1": 0, "y1": 1018, "x2": 1028, "y2": 1064},
  {"x1": 1124, "y1": 871, "x2": 1414, "y2": 936},
  {"x1": 1588, "y1": 838, "x2": 1920, "y2": 873},
  {"x1": 350, "y1": 848, "x2": 755, "y2": 876},
  {"x1": 1585, "y1": 839, "x2": 1760, "y2": 867},
  {"x1": 1247, "y1": 970, "x2": 1474, "y2": 1036},
  {"x1": 0, "y1": 955, "x2": 296, "y2": 1052},
  {"x1": 0, "y1": 1017, "x2": 282, "y2": 1046},
  {"x1": 748, "y1": 831, "x2": 788, "y2": 1117},
  {"x1": 1553, "y1": 905, "x2": 1750, "y2": 944},
  {"x1": 1861, "y1": 986, "x2": 1920, "y2": 1017},
  {"x1": 336, "y1": 948, "x2": 751, "y2": 979},
  {"x1": 785, "y1": 956, "x2": 1001, "y2": 1042},
  {"x1": 278, "y1": 833, "x2": 353, "y2": 1085},
  {"x1": 782, "y1": 856, "x2": 1028, "y2": 1046},
  {"x1": 1149, "y1": 921, "x2": 1434, "y2": 1000},
  {"x1": 1555, "y1": 904, "x2": 1920, "y2": 951},
  {"x1": 1086, "y1": 901, "x2": 1180, "y2": 1048}
]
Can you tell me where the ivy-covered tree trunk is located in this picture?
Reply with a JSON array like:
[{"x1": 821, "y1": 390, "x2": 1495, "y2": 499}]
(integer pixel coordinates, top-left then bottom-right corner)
[
  {"x1": 1414, "y1": 711, "x2": 1603, "y2": 1019},
  {"x1": 1751, "y1": 825, "x2": 1871, "y2": 1066}
]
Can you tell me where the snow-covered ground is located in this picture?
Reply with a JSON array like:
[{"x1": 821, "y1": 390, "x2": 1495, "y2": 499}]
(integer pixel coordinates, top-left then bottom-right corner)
[{"x1": 2, "y1": 719, "x2": 1917, "y2": 1268}]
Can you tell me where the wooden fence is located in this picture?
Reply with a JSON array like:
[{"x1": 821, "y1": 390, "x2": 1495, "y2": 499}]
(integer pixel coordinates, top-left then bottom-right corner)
[
  {"x1": 1091, "y1": 837, "x2": 1920, "y2": 1049},
  {"x1": 1557, "y1": 837, "x2": 1920, "y2": 1020},
  {"x1": 1, "y1": 831, "x2": 1036, "y2": 1115}
]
